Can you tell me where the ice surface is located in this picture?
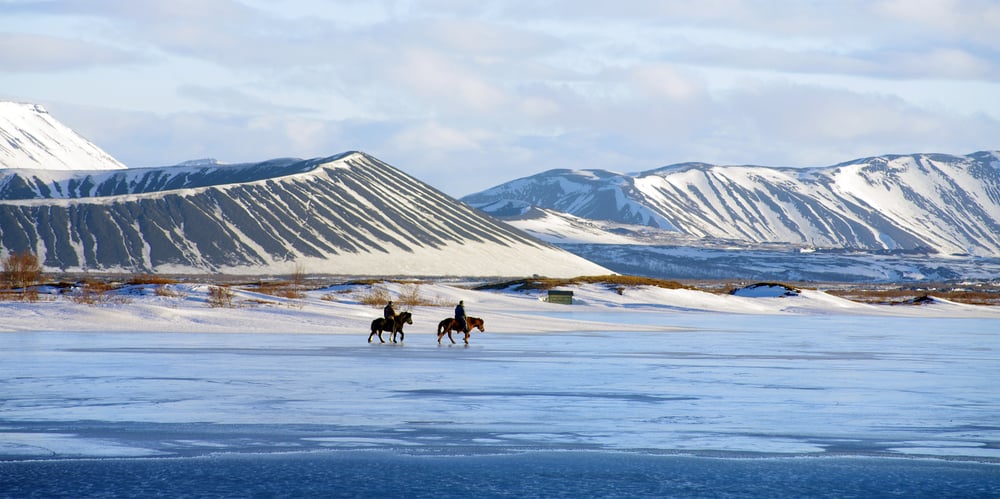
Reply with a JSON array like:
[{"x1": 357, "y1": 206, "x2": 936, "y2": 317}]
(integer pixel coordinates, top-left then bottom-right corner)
[
  {"x1": 2, "y1": 313, "x2": 997, "y2": 461},
  {"x1": 1, "y1": 282, "x2": 997, "y2": 495}
]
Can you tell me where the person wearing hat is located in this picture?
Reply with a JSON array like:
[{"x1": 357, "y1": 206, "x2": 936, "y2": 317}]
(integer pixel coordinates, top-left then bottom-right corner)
[
  {"x1": 454, "y1": 300, "x2": 468, "y2": 333},
  {"x1": 384, "y1": 300, "x2": 396, "y2": 322}
]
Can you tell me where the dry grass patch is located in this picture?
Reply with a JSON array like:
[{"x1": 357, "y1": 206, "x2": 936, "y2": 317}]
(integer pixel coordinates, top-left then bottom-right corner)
[
  {"x1": 355, "y1": 283, "x2": 391, "y2": 306},
  {"x1": 396, "y1": 282, "x2": 450, "y2": 307},
  {"x1": 71, "y1": 280, "x2": 131, "y2": 305},
  {"x1": 127, "y1": 274, "x2": 178, "y2": 285},
  {"x1": 826, "y1": 287, "x2": 1000, "y2": 306},
  {"x1": 476, "y1": 275, "x2": 691, "y2": 292},
  {"x1": 253, "y1": 281, "x2": 306, "y2": 299}
]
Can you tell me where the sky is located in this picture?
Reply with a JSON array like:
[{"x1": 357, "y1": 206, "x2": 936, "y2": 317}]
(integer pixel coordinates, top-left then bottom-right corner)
[{"x1": 1, "y1": 0, "x2": 998, "y2": 196}]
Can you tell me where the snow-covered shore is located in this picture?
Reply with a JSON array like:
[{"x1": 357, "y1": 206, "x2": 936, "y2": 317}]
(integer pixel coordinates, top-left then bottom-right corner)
[{"x1": 3, "y1": 280, "x2": 998, "y2": 336}]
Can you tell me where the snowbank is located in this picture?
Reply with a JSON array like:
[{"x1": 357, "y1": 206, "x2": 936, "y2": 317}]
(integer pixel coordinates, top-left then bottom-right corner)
[{"x1": 2, "y1": 280, "x2": 997, "y2": 335}]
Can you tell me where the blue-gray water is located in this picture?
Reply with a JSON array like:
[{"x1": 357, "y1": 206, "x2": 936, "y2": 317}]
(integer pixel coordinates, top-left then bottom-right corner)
[{"x1": 3, "y1": 452, "x2": 998, "y2": 498}]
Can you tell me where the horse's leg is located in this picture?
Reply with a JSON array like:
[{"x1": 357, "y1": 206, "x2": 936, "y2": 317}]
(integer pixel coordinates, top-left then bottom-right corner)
[
  {"x1": 448, "y1": 329, "x2": 456, "y2": 344},
  {"x1": 464, "y1": 331, "x2": 470, "y2": 344}
]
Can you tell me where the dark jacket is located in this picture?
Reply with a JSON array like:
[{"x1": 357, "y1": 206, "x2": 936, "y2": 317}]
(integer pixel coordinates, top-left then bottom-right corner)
[
  {"x1": 384, "y1": 303, "x2": 395, "y2": 321},
  {"x1": 454, "y1": 303, "x2": 467, "y2": 331}
]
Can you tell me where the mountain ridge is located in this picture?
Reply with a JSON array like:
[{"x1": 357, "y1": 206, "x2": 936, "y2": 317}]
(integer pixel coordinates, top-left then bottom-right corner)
[
  {"x1": 0, "y1": 150, "x2": 608, "y2": 276},
  {"x1": 464, "y1": 151, "x2": 1000, "y2": 258}
]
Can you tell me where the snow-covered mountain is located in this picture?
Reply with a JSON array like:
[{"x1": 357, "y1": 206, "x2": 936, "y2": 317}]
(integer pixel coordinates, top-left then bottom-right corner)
[
  {"x1": 464, "y1": 152, "x2": 1000, "y2": 258},
  {"x1": 0, "y1": 151, "x2": 608, "y2": 276},
  {"x1": 0, "y1": 102, "x2": 606, "y2": 276},
  {"x1": 0, "y1": 152, "x2": 608, "y2": 276},
  {"x1": 0, "y1": 102, "x2": 126, "y2": 171},
  {"x1": 487, "y1": 207, "x2": 1000, "y2": 282}
]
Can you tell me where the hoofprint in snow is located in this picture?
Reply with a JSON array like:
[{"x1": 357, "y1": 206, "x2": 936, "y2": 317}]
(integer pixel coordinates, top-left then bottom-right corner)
[{"x1": 0, "y1": 102, "x2": 126, "y2": 171}]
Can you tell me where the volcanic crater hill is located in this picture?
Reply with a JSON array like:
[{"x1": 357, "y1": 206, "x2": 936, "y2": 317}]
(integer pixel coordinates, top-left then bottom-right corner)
[
  {"x1": 463, "y1": 151, "x2": 1000, "y2": 258},
  {"x1": 0, "y1": 152, "x2": 609, "y2": 276}
]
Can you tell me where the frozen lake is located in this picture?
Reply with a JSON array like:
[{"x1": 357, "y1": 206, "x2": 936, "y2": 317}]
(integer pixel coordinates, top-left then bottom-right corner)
[{"x1": 2, "y1": 312, "x2": 998, "y2": 496}]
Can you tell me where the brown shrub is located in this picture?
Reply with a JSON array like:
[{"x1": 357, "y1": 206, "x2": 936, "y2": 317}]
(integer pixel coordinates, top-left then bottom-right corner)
[
  {"x1": 154, "y1": 285, "x2": 185, "y2": 298},
  {"x1": 395, "y1": 282, "x2": 450, "y2": 307},
  {"x1": 2, "y1": 251, "x2": 43, "y2": 299},
  {"x1": 356, "y1": 284, "x2": 391, "y2": 306},
  {"x1": 207, "y1": 285, "x2": 235, "y2": 308}
]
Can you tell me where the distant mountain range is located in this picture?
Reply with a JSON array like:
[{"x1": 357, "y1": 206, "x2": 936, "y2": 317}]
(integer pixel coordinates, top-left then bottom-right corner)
[
  {"x1": 4, "y1": 100, "x2": 997, "y2": 281},
  {"x1": 464, "y1": 152, "x2": 1000, "y2": 257},
  {"x1": 0, "y1": 102, "x2": 606, "y2": 277}
]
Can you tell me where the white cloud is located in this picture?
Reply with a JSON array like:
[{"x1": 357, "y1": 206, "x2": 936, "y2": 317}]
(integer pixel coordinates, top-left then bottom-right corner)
[
  {"x1": 0, "y1": 33, "x2": 144, "y2": 72},
  {"x1": 388, "y1": 48, "x2": 509, "y2": 113},
  {"x1": 875, "y1": 0, "x2": 1000, "y2": 49},
  {"x1": 1, "y1": 0, "x2": 998, "y2": 196},
  {"x1": 629, "y1": 65, "x2": 706, "y2": 101},
  {"x1": 389, "y1": 121, "x2": 492, "y2": 153}
]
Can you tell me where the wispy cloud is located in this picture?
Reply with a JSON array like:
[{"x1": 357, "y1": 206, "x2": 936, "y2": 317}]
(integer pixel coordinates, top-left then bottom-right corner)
[
  {"x1": 0, "y1": 33, "x2": 145, "y2": 72},
  {"x1": 1, "y1": 0, "x2": 997, "y2": 195}
]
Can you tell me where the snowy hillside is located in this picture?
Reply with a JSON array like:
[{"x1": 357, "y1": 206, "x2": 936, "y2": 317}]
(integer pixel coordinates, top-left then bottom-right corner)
[
  {"x1": 464, "y1": 152, "x2": 1000, "y2": 258},
  {"x1": 0, "y1": 102, "x2": 126, "y2": 171},
  {"x1": 497, "y1": 207, "x2": 1000, "y2": 282},
  {"x1": 0, "y1": 151, "x2": 608, "y2": 276}
]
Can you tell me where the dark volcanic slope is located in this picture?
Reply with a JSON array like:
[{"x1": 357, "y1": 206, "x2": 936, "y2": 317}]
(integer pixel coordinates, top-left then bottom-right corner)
[{"x1": 0, "y1": 152, "x2": 607, "y2": 276}]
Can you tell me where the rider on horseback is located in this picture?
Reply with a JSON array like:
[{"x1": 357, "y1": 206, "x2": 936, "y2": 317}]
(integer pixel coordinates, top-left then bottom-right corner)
[
  {"x1": 454, "y1": 300, "x2": 468, "y2": 333},
  {"x1": 384, "y1": 301, "x2": 395, "y2": 322}
]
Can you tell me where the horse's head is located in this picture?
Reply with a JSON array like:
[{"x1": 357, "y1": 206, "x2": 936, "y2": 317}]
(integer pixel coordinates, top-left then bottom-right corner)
[
  {"x1": 471, "y1": 317, "x2": 485, "y2": 332},
  {"x1": 401, "y1": 311, "x2": 413, "y2": 324}
]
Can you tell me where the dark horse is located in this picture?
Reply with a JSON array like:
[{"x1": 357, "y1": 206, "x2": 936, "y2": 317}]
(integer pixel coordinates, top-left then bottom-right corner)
[
  {"x1": 437, "y1": 316, "x2": 485, "y2": 344},
  {"x1": 369, "y1": 311, "x2": 413, "y2": 343}
]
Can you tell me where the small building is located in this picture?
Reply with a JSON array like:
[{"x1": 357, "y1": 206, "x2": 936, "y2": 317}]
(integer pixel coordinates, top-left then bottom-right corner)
[{"x1": 547, "y1": 289, "x2": 574, "y2": 305}]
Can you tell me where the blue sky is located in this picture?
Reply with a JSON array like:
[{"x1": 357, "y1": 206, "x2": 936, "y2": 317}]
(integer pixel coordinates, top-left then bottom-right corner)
[{"x1": 2, "y1": 0, "x2": 998, "y2": 196}]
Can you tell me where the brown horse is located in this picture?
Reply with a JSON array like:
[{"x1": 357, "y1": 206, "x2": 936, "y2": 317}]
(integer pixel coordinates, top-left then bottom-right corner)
[
  {"x1": 369, "y1": 311, "x2": 413, "y2": 343},
  {"x1": 437, "y1": 316, "x2": 485, "y2": 344}
]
